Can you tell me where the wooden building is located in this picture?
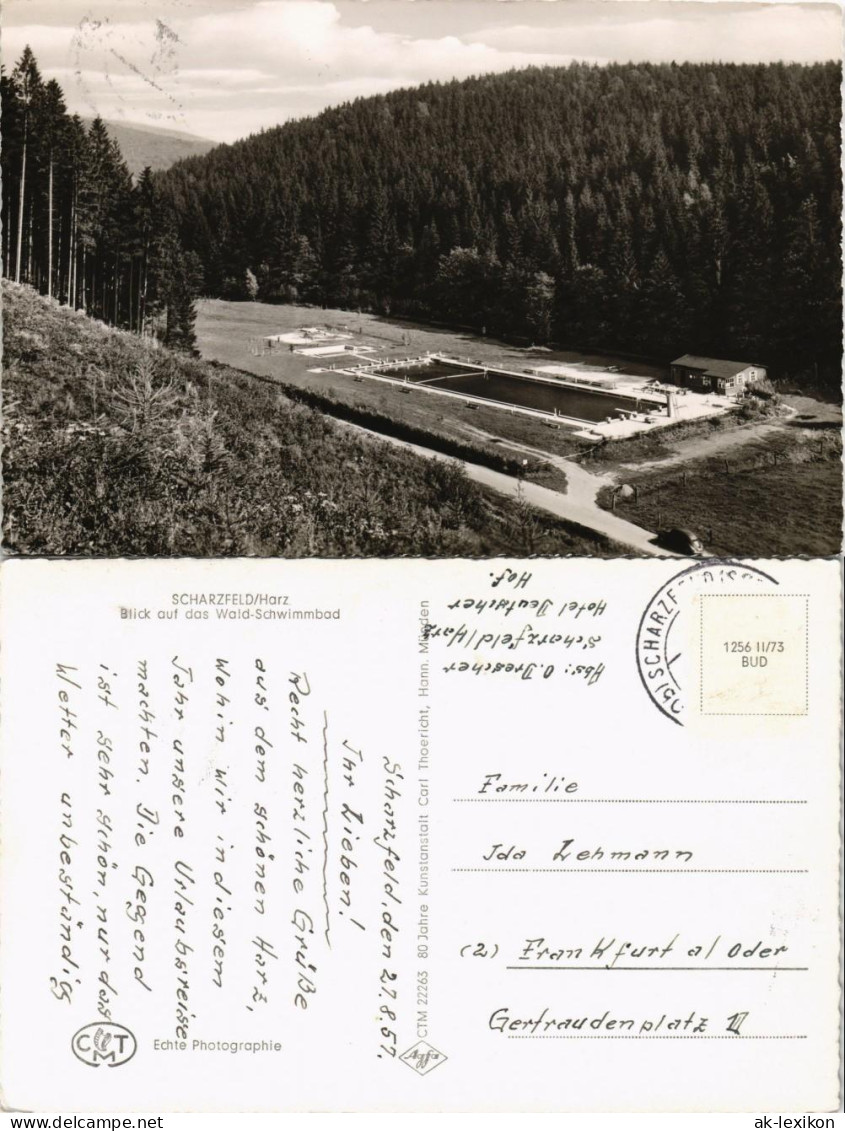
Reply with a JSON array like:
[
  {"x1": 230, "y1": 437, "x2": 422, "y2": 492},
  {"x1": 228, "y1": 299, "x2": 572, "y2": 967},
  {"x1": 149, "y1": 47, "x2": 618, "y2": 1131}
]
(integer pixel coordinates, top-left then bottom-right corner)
[{"x1": 669, "y1": 355, "x2": 766, "y2": 395}]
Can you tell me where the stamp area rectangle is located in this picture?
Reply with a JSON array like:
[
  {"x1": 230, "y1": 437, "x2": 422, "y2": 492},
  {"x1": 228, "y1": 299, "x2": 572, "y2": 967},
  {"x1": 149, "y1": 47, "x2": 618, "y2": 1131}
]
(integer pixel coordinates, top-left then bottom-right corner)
[{"x1": 699, "y1": 594, "x2": 809, "y2": 716}]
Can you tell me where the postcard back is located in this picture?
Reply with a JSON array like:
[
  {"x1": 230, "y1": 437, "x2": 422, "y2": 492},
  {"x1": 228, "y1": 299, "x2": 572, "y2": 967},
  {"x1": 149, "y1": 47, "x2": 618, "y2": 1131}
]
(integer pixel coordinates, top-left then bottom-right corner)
[{"x1": 0, "y1": 557, "x2": 841, "y2": 1112}]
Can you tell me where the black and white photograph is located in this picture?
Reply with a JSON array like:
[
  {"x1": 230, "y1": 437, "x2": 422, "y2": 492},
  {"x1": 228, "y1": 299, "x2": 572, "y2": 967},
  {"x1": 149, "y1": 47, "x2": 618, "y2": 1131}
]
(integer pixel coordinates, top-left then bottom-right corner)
[{"x1": 1, "y1": 0, "x2": 842, "y2": 559}]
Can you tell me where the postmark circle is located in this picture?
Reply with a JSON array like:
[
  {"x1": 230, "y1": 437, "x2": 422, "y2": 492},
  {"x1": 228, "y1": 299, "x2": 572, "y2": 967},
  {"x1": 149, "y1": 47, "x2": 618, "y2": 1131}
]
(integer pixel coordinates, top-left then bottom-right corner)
[{"x1": 636, "y1": 560, "x2": 779, "y2": 726}]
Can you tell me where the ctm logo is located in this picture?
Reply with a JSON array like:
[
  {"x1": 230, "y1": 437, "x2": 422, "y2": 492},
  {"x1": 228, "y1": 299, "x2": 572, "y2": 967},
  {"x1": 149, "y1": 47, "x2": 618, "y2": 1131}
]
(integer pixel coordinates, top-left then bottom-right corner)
[{"x1": 71, "y1": 1023, "x2": 137, "y2": 1068}]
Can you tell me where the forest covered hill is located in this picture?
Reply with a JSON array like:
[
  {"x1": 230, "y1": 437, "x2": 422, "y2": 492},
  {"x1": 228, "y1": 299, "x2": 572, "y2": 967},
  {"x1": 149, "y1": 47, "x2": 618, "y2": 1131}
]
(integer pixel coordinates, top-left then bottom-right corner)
[
  {"x1": 1, "y1": 282, "x2": 620, "y2": 558},
  {"x1": 158, "y1": 62, "x2": 843, "y2": 390}
]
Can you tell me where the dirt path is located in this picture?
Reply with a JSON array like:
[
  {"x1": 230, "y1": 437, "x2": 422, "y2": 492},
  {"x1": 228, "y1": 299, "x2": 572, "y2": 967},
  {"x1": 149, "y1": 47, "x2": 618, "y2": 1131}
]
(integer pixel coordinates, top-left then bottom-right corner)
[
  {"x1": 469, "y1": 463, "x2": 666, "y2": 555},
  {"x1": 460, "y1": 412, "x2": 797, "y2": 479},
  {"x1": 447, "y1": 423, "x2": 638, "y2": 532},
  {"x1": 338, "y1": 420, "x2": 669, "y2": 556},
  {"x1": 616, "y1": 419, "x2": 788, "y2": 472}
]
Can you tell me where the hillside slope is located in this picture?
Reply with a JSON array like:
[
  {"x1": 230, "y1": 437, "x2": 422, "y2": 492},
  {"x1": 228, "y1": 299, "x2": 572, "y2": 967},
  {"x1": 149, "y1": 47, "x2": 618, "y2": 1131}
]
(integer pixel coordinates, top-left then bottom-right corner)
[
  {"x1": 158, "y1": 61, "x2": 842, "y2": 389},
  {"x1": 85, "y1": 118, "x2": 216, "y2": 176},
  {"x1": 1, "y1": 283, "x2": 619, "y2": 558}
]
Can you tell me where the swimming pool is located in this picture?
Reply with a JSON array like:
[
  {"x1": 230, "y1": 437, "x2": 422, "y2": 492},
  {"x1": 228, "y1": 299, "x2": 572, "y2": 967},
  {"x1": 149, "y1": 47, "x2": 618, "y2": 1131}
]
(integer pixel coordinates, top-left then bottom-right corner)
[{"x1": 371, "y1": 360, "x2": 663, "y2": 424}]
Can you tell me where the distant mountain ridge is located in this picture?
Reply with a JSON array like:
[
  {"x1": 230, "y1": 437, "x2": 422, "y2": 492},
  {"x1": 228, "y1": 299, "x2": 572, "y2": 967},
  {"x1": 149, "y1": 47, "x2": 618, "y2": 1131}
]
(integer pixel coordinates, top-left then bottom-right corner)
[{"x1": 83, "y1": 118, "x2": 216, "y2": 176}]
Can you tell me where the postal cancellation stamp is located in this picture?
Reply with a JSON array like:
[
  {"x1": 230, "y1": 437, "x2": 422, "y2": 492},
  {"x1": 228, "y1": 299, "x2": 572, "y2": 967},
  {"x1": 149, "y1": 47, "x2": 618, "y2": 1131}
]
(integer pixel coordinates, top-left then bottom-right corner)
[{"x1": 634, "y1": 561, "x2": 808, "y2": 726}]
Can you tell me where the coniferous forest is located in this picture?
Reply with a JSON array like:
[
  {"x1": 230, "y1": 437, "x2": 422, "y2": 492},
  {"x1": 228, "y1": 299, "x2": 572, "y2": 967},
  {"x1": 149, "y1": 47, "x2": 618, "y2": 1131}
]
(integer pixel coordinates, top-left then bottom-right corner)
[
  {"x1": 1, "y1": 48, "x2": 201, "y2": 351},
  {"x1": 158, "y1": 61, "x2": 842, "y2": 388},
  {"x1": 2, "y1": 53, "x2": 842, "y2": 389}
]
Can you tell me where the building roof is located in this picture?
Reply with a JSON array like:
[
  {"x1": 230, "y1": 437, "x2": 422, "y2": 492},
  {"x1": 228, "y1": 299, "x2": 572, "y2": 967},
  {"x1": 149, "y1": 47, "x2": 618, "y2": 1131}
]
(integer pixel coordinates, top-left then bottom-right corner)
[{"x1": 671, "y1": 354, "x2": 760, "y2": 379}]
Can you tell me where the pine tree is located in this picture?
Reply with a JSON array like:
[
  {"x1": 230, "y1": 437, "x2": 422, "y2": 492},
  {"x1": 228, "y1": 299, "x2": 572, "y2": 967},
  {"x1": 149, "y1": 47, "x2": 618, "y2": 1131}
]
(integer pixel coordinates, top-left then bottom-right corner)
[
  {"x1": 63, "y1": 115, "x2": 89, "y2": 310},
  {"x1": 150, "y1": 227, "x2": 203, "y2": 353},
  {"x1": 39, "y1": 79, "x2": 68, "y2": 299},
  {"x1": 11, "y1": 47, "x2": 42, "y2": 284}
]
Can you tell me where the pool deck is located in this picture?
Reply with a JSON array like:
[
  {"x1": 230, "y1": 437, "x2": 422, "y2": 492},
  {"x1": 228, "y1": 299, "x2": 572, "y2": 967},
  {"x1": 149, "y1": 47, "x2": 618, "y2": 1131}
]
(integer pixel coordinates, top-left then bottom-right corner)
[
  {"x1": 571, "y1": 392, "x2": 734, "y2": 439},
  {"x1": 314, "y1": 351, "x2": 735, "y2": 439}
]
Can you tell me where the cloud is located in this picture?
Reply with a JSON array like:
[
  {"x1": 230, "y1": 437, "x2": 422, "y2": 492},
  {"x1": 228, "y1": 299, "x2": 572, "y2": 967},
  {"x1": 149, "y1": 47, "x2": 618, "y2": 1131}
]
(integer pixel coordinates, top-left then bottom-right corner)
[
  {"x1": 182, "y1": 2, "x2": 564, "y2": 87},
  {"x1": 1, "y1": 23, "x2": 77, "y2": 68},
  {"x1": 470, "y1": 3, "x2": 843, "y2": 65},
  {"x1": 4, "y1": 1, "x2": 574, "y2": 139}
]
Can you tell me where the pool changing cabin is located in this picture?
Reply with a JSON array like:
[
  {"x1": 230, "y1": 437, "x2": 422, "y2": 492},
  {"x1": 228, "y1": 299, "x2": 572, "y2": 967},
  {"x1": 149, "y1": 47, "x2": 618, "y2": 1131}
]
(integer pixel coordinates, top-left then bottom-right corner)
[{"x1": 669, "y1": 355, "x2": 766, "y2": 395}]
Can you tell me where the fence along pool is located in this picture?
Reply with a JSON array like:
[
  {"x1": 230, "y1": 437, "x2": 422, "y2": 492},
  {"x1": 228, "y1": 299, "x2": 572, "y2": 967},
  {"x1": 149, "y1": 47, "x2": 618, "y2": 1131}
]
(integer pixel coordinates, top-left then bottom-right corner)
[{"x1": 370, "y1": 359, "x2": 664, "y2": 424}]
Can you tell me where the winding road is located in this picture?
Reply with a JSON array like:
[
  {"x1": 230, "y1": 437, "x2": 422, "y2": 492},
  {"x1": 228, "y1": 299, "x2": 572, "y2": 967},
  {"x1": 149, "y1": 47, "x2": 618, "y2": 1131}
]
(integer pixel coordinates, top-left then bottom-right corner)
[{"x1": 342, "y1": 422, "x2": 670, "y2": 555}]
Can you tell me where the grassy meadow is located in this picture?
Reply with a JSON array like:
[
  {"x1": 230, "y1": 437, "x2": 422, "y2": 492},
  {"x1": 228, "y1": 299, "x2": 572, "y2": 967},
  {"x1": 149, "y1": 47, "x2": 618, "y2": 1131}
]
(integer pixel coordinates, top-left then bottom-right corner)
[
  {"x1": 598, "y1": 431, "x2": 843, "y2": 557},
  {"x1": 194, "y1": 299, "x2": 616, "y2": 468}
]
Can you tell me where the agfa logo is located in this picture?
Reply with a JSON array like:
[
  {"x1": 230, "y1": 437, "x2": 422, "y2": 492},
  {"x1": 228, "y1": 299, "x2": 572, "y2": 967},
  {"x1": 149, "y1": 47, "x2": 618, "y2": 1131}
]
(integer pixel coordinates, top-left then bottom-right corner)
[
  {"x1": 400, "y1": 1039, "x2": 448, "y2": 1076},
  {"x1": 71, "y1": 1022, "x2": 137, "y2": 1068}
]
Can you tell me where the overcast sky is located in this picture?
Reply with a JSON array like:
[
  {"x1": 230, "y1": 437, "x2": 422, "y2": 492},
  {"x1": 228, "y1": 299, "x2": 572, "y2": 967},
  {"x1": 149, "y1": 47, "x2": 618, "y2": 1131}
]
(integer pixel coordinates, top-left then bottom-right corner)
[{"x1": 2, "y1": 1, "x2": 842, "y2": 143}]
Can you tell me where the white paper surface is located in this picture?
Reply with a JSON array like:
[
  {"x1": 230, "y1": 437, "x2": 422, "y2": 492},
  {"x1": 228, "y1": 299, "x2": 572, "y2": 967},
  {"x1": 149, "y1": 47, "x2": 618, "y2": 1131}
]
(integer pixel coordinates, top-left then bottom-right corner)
[{"x1": 0, "y1": 557, "x2": 840, "y2": 1113}]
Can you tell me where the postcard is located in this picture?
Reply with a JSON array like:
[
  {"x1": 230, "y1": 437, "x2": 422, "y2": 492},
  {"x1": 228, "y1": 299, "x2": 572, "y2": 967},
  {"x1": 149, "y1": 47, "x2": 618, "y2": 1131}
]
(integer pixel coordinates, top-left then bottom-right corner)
[
  {"x1": 1, "y1": 0, "x2": 842, "y2": 1117},
  {"x1": 0, "y1": 556, "x2": 840, "y2": 1112},
  {"x1": 0, "y1": 0, "x2": 841, "y2": 560}
]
